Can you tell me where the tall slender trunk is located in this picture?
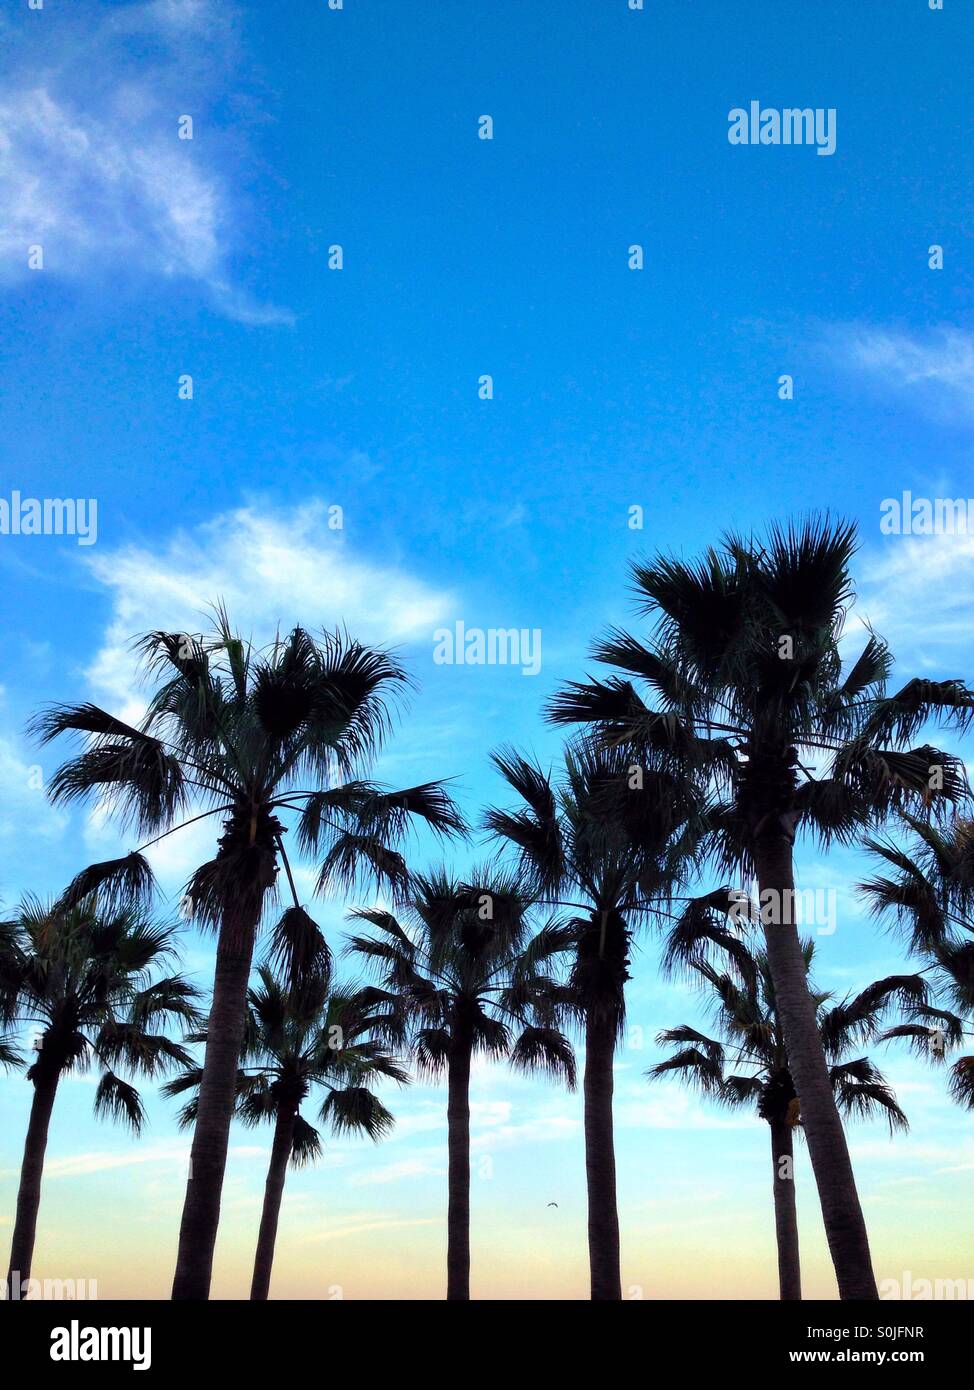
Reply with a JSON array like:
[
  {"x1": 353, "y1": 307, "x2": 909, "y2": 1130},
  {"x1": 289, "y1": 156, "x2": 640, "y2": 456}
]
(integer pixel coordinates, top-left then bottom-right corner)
[
  {"x1": 770, "y1": 1117, "x2": 801, "y2": 1300},
  {"x1": 171, "y1": 917, "x2": 258, "y2": 1300},
  {"x1": 250, "y1": 1106, "x2": 296, "y2": 1301},
  {"x1": 584, "y1": 1010, "x2": 621, "y2": 1300},
  {"x1": 5, "y1": 1069, "x2": 60, "y2": 1298},
  {"x1": 754, "y1": 833, "x2": 878, "y2": 1300},
  {"x1": 446, "y1": 1029, "x2": 472, "y2": 1301}
]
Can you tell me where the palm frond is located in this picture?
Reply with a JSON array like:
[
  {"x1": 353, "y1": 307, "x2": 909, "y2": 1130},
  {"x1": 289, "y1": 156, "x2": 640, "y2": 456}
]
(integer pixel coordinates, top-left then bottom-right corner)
[
  {"x1": 0, "y1": 1032, "x2": 23, "y2": 1070},
  {"x1": 93, "y1": 1070, "x2": 146, "y2": 1134},
  {"x1": 948, "y1": 1056, "x2": 974, "y2": 1109},
  {"x1": 591, "y1": 629, "x2": 703, "y2": 708},
  {"x1": 414, "y1": 1026, "x2": 451, "y2": 1077},
  {"x1": 831, "y1": 1059, "x2": 908, "y2": 1134},
  {"x1": 56, "y1": 853, "x2": 158, "y2": 914},
  {"x1": 647, "y1": 1046, "x2": 725, "y2": 1093},
  {"x1": 320, "y1": 1085, "x2": 394, "y2": 1140},
  {"x1": 94, "y1": 1023, "x2": 194, "y2": 1077},
  {"x1": 723, "y1": 1073, "x2": 764, "y2": 1105},
  {"x1": 655, "y1": 1024, "x2": 725, "y2": 1063},
  {"x1": 129, "y1": 977, "x2": 205, "y2": 1030},
  {"x1": 878, "y1": 1004, "x2": 965, "y2": 1059},
  {"x1": 662, "y1": 891, "x2": 756, "y2": 986},
  {"x1": 486, "y1": 748, "x2": 564, "y2": 895},
  {"x1": 36, "y1": 707, "x2": 189, "y2": 834},
  {"x1": 819, "y1": 974, "x2": 928, "y2": 1055},
  {"x1": 316, "y1": 834, "x2": 410, "y2": 900},
  {"x1": 290, "y1": 1114, "x2": 323, "y2": 1167},
  {"x1": 509, "y1": 1025, "x2": 576, "y2": 1088},
  {"x1": 862, "y1": 678, "x2": 974, "y2": 745},
  {"x1": 264, "y1": 906, "x2": 332, "y2": 994}
]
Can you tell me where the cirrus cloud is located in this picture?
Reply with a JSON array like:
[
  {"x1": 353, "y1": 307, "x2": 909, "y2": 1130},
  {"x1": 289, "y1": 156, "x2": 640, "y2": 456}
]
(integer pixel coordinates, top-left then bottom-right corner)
[
  {"x1": 0, "y1": 0, "x2": 291, "y2": 325},
  {"x1": 831, "y1": 324, "x2": 974, "y2": 423}
]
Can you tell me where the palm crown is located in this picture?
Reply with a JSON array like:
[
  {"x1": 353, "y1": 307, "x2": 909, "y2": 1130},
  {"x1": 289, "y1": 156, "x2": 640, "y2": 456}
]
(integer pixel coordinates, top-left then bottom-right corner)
[
  {"x1": 651, "y1": 937, "x2": 912, "y2": 1136},
  {"x1": 346, "y1": 868, "x2": 576, "y2": 1080},
  {"x1": 166, "y1": 966, "x2": 410, "y2": 1151},
  {"x1": 485, "y1": 738, "x2": 702, "y2": 1028},
  {"x1": 547, "y1": 520, "x2": 973, "y2": 868},
  {"x1": 33, "y1": 615, "x2": 466, "y2": 952},
  {"x1": 0, "y1": 896, "x2": 201, "y2": 1130}
]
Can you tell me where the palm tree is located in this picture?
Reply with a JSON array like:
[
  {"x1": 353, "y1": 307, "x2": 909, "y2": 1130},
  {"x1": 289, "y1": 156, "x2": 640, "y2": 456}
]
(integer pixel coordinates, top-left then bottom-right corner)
[
  {"x1": 860, "y1": 813, "x2": 974, "y2": 1106},
  {"x1": 32, "y1": 616, "x2": 465, "y2": 1299},
  {"x1": 346, "y1": 867, "x2": 576, "y2": 1300},
  {"x1": 0, "y1": 893, "x2": 200, "y2": 1298},
  {"x1": 548, "y1": 517, "x2": 973, "y2": 1299},
  {"x1": 165, "y1": 964, "x2": 409, "y2": 1299},
  {"x1": 485, "y1": 739, "x2": 700, "y2": 1299},
  {"x1": 650, "y1": 926, "x2": 914, "y2": 1300}
]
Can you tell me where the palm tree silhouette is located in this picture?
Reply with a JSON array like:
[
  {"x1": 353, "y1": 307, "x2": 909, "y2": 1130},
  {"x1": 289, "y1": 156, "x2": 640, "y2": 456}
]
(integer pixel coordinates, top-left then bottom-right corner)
[
  {"x1": 347, "y1": 867, "x2": 575, "y2": 1300},
  {"x1": 32, "y1": 615, "x2": 465, "y2": 1298},
  {"x1": 486, "y1": 739, "x2": 700, "y2": 1299},
  {"x1": 0, "y1": 893, "x2": 200, "y2": 1298},
  {"x1": 165, "y1": 964, "x2": 408, "y2": 1299},
  {"x1": 548, "y1": 517, "x2": 973, "y2": 1298},
  {"x1": 860, "y1": 813, "x2": 974, "y2": 1107},
  {"x1": 650, "y1": 925, "x2": 914, "y2": 1299}
]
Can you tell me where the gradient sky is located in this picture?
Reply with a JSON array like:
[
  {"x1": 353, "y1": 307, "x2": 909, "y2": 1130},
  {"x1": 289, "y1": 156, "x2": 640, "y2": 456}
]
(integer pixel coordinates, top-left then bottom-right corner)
[{"x1": 1, "y1": 0, "x2": 973, "y2": 1300}]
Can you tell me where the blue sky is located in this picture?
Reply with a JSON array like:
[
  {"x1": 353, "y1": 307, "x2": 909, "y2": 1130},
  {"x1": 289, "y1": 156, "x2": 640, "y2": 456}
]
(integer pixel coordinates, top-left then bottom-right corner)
[{"x1": 1, "y1": 0, "x2": 974, "y2": 1299}]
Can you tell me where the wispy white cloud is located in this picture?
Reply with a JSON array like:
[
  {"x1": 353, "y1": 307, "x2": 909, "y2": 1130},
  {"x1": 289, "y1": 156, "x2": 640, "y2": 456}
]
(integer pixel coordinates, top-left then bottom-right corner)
[
  {"x1": 850, "y1": 1136, "x2": 974, "y2": 1166},
  {"x1": 371, "y1": 1104, "x2": 445, "y2": 1144},
  {"x1": 470, "y1": 1112, "x2": 580, "y2": 1150},
  {"x1": 856, "y1": 531, "x2": 974, "y2": 671},
  {"x1": 297, "y1": 1215, "x2": 437, "y2": 1245},
  {"x1": 115, "y1": 0, "x2": 215, "y2": 34},
  {"x1": 83, "y1": 500, "x2": 453, "y2": 718},
  {"x1": 2, "y1": 1140, "x2": 188, "y2": 1181},
  {"x1": 618, "y1": 1089, "x2": 752, "y2": 1132},
  {"x1": 349, "y1": 1157, "x2": 445, "y2": 1187},
  {"x1": 0, "y1": 1, "x2": 290, "y2": 324},
  {"x1": 831, "y1": 324, "x2": 974, "y2": 422}
]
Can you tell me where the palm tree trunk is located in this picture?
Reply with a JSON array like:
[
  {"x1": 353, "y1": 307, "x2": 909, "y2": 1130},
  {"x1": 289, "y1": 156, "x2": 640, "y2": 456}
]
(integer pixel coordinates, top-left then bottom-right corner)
[
  {"x1": 250, "y1": 1106, "x2": 296, "y2": 1301},
  {"x1": 770, "y1": 1117, "x2": 801, "y2": 1300},
  {"x1": 446, "y1": 1031, "x2": 472, "y2": 1300},
  {"x1": 5, "y1": 1068, "x2": 60, "y2": 1298},
  {"x1": 171, "y1": 919, "x2": 257, "y2": 1300},
  {"x1": 754, "y1": 833, "x2": 878, "y2": 1300},
  {"x1": 584, "y1": 1009, "x2": 622, "y2": 1300}
]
